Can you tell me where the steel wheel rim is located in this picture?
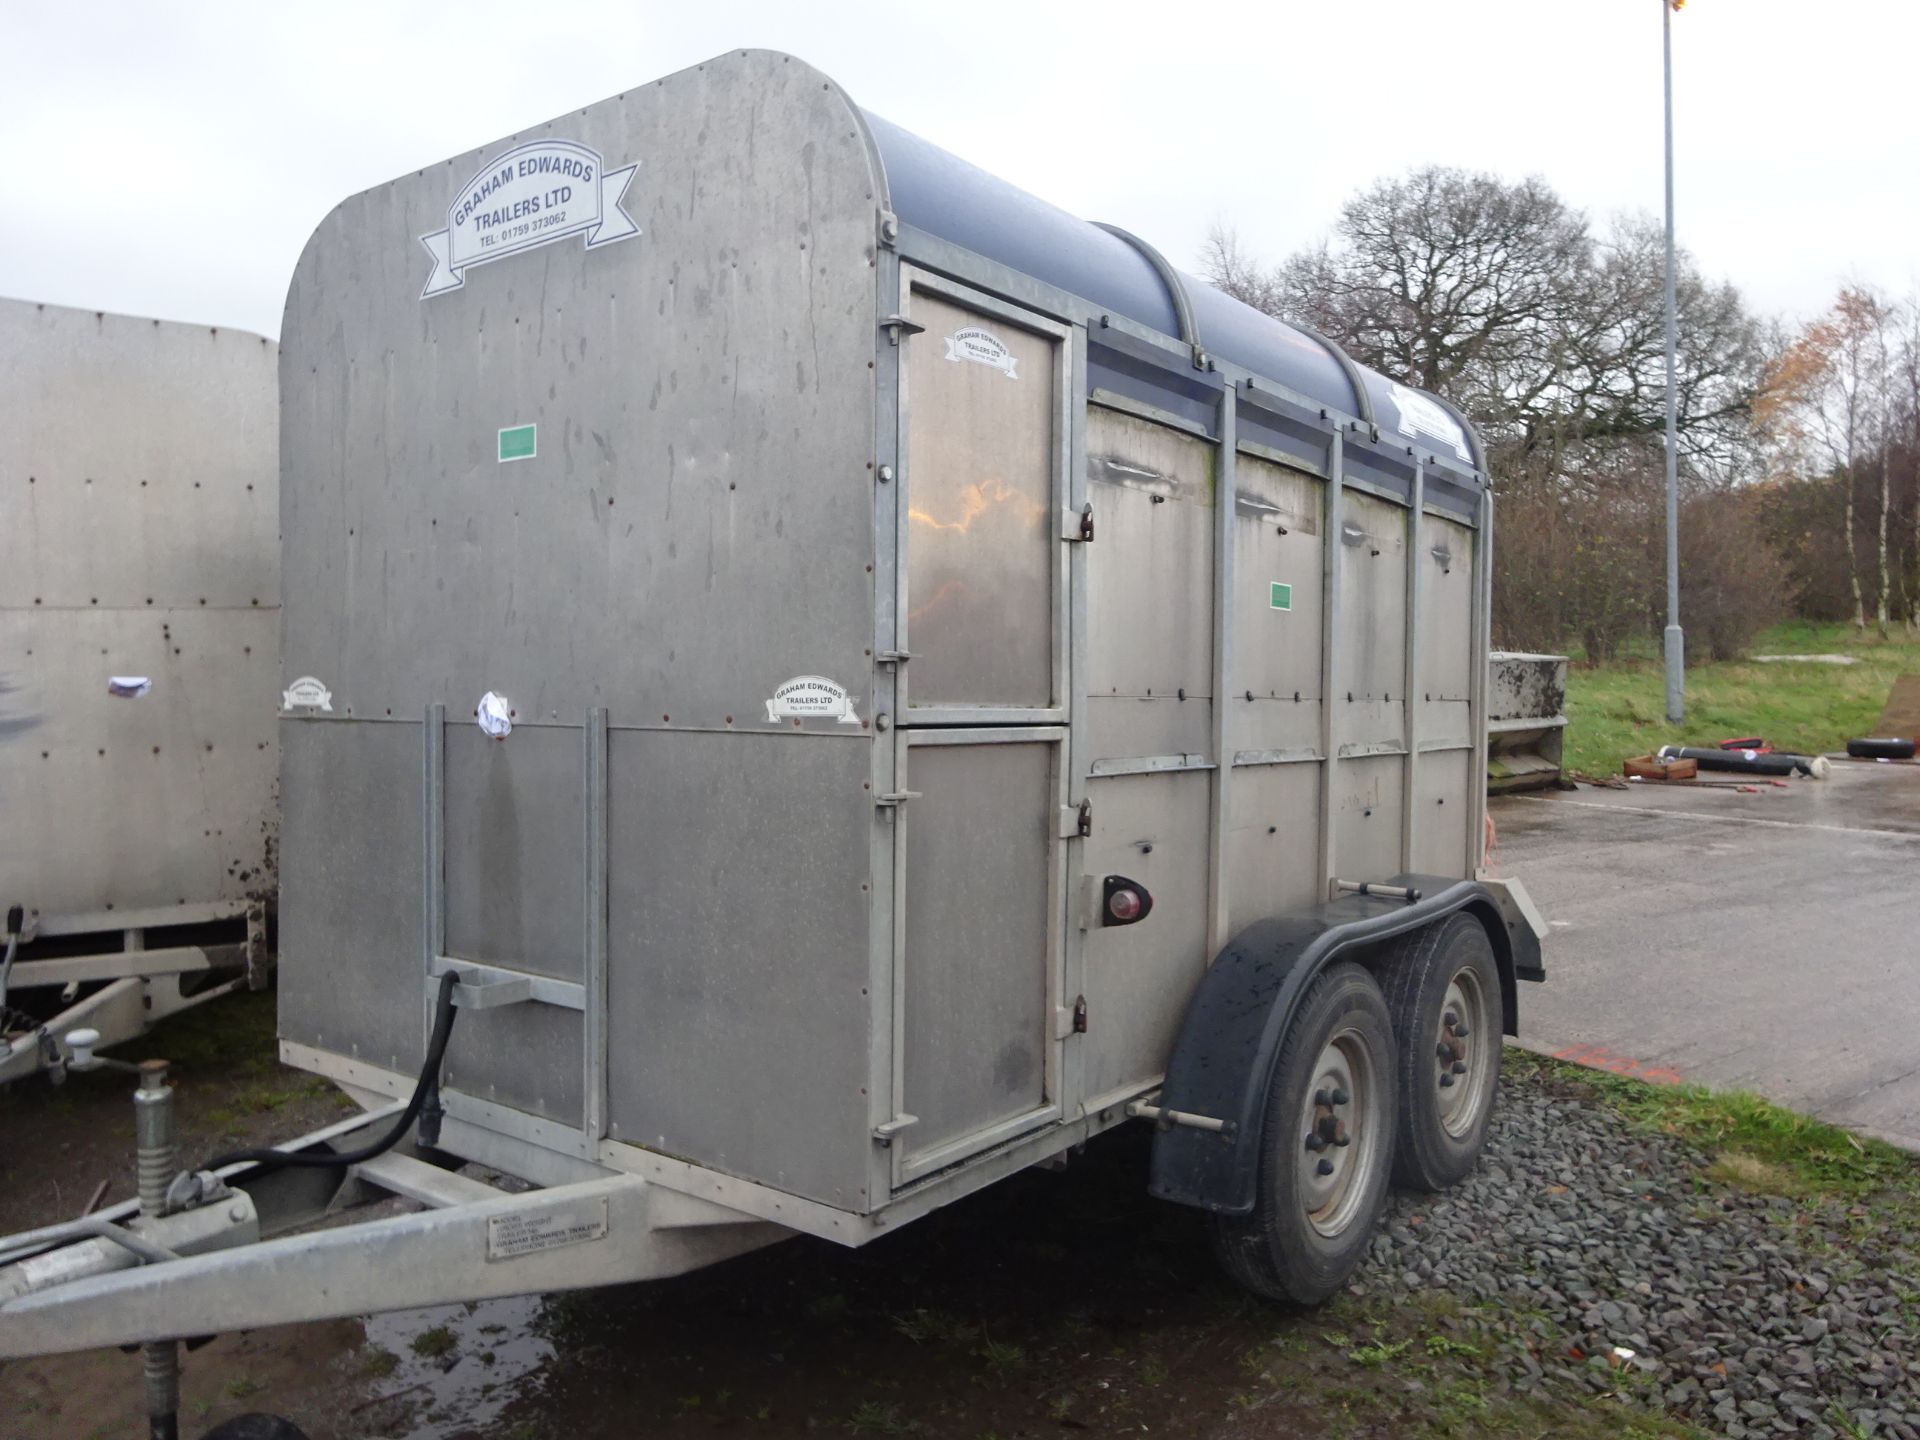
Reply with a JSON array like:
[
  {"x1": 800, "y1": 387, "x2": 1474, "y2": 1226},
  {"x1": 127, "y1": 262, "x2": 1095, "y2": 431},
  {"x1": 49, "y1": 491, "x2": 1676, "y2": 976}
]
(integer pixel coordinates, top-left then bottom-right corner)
[
  {"x1": 1435, "y1": 967, "x2": 1493, "y2": 1138},
  {"x1": 1296, "y1": 1026, "x2": 1380, "y2": 1238}
]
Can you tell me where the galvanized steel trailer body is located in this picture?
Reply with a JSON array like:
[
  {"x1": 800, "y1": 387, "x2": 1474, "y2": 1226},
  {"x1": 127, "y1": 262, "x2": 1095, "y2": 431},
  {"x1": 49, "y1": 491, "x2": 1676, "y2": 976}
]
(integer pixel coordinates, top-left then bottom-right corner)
[
  {"x1": 0, "y1": 49, "x2": 1543, "y2": 1363},
  {"x1": 0, "y1": 299, "x2": 278, "y2": 1083}
]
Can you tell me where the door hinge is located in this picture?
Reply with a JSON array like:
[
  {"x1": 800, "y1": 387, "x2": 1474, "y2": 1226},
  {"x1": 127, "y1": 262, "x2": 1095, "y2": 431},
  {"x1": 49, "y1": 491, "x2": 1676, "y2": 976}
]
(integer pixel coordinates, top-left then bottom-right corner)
[
  {"x1": 1063, "y1": 503, "x2": 1094, "y2": 542},
  {"x1": 1058, "y1": 799, "x2": 1091, "y2": 839},
  {"x1": 873, "y1": 1113, "x2": 918, "y2": 1148},
  {"x1": 875, "y1": 790, "x2": 921, "y2": 809}
]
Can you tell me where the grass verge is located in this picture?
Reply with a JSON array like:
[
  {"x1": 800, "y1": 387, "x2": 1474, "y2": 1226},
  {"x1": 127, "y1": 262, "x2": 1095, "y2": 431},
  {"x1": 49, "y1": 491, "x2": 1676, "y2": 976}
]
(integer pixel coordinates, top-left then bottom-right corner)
[
  {"x1": 1507, "y1": 1047, "x2": 1920, "y2": 1205},
  {"x1": 1559, "y1": 619, "x2": 1920, "y2": 777}
]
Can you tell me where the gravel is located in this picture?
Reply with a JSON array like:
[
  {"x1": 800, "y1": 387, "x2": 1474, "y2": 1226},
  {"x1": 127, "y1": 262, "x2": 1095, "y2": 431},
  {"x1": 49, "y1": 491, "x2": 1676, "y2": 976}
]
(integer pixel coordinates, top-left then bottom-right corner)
[{"x1": 1355, "y1": 1068, "x2": 1920, "y2": 1438}]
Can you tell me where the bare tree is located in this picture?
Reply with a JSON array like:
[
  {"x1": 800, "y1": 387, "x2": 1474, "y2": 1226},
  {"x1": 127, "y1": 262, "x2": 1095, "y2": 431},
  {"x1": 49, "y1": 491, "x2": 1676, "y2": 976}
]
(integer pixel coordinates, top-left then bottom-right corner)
[
  {"x1": 1896, "y1": 295, "x2": 1920, "y2": 629},
  {"x1": 1204, "y1": 167, "x2": 1765, "y2": 491},
  {"x1": 1757, "y1": 288, "x2": 1896, "y2": 629}
]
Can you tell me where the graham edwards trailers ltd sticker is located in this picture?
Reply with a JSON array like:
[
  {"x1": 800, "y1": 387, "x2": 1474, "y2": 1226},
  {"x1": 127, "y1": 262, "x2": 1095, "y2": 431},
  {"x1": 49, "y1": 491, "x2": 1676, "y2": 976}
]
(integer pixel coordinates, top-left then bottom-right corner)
[
  {"x1": 943, "y1": 326, "x2": 1020, "y2": 379},
  {"x1": 765, "y1": 676, "x2": 862, "y2": 726},
  {"x1": 420, "y1": 140, "x2": 639, "y2": 298}
]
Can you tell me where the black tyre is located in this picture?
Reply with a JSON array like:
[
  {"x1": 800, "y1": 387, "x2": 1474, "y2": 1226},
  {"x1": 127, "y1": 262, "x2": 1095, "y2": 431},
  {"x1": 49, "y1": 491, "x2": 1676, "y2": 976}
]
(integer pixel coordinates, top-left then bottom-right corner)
[
  {"x1": 1847, "y1": 737, "x2": 1916, "y2": 760},
  {"x1": 1210, "y1": 961, "x2": 1396, "y2": 1306},
  {"x1": 1377, "y1": 913, "x2": 1501, "y2": 1192}
]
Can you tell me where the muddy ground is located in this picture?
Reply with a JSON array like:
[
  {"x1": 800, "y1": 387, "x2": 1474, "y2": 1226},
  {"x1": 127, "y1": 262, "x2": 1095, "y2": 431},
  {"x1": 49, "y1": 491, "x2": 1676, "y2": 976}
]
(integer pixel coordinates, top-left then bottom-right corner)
[{"x1": 1, "y1": 993, "x2": 1696, "y2": 1440}]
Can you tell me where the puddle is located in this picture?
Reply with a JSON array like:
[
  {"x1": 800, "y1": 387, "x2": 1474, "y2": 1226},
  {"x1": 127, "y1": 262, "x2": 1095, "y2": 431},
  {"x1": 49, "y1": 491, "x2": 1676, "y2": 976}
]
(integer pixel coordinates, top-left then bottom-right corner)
[{"x1": 355, "y1": 1292, "x2": 554, "y2": 1437}]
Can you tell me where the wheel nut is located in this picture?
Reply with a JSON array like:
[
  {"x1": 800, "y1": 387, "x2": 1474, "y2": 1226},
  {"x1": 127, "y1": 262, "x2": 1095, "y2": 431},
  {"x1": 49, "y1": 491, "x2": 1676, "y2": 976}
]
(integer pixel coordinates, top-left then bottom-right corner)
[
  {"x1": 1305, "y1": 1132, "x2": 1327, "y2": 1152},
  {"x1": 1315, "y1": 1158, "x2": 1335, "y2": 1177},
  {"x1": 1329, "y1": 1088, "x2": 1350, "y2": 1106},
  {"x1": 1436, "y1": 1041, "x2": 1454, "y2": 1060},
  {"x1": 1451, "y1": 1061, "x2": 1467, "y2": 1075},
  {"x1": 1313, "y1": 1088, "x2": 1331, "y2": 1106},
  {"x1": 1439, "y1": 1074, "x2": 1455, "y2": 1088},
  {"x1": 1453, "y1": 1022, "x2": 1471, "y2": 1038}
]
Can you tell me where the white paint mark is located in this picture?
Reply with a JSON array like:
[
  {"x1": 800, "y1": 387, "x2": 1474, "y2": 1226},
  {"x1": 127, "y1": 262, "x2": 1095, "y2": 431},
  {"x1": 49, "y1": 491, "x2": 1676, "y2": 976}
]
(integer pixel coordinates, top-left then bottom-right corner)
[{"x1": 477, "y1": 691, "x2": 512, "y2": 739}]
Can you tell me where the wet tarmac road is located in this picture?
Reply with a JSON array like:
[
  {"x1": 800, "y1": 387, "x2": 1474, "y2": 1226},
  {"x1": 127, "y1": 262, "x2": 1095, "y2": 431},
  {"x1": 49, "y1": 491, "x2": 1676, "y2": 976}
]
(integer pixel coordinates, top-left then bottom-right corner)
[{"x1": 1492, "y1": 759, "x2": 1920, "y2": 1149}]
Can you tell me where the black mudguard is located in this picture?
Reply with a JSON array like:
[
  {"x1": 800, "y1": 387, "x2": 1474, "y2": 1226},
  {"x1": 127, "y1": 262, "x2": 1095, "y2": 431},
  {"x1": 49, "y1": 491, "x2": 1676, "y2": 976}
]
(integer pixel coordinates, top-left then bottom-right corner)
[{"x1": 1147, "y1": 875, "x2": 1541, "y2": 1216}]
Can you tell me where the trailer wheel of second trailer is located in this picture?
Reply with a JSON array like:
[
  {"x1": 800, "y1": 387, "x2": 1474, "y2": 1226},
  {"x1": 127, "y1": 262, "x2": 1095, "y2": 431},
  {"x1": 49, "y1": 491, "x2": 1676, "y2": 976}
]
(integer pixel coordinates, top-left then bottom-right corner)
[
  {"x1": 1211, "y1": 961, "x2": 1397, "y2": 1306},
  {"x1": 1375, "y1": 913, "x2": 1503, "y2": 1191}
]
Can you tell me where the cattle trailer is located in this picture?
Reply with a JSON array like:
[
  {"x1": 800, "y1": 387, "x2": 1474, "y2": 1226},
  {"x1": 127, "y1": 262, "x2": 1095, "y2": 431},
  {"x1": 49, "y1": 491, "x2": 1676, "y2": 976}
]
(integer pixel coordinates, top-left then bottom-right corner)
[
  {"x1": 0, "y1": 298, "x2": 278, "y2": 1085},
  {"x1": 0, "y1": 50, "x2": 1543, "y2": 1432}
]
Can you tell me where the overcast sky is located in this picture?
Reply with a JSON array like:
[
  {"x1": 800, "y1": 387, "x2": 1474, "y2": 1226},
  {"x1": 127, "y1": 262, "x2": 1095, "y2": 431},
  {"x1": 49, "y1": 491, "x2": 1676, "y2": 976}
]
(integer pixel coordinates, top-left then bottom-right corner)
[{"x1": 3, "y1": 2, "x2": 1914, "y2": 340}]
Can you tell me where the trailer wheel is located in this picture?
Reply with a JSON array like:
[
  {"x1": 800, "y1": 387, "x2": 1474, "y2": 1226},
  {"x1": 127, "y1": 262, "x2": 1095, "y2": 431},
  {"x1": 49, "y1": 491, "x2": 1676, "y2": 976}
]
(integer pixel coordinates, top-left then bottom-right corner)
[
  {"x1": 1211, "y1": 961, "x2": 1396, "y2": 1306},
  {"x1": 1377, "y1": 913, "x2": 1501, "y2": 1192}
]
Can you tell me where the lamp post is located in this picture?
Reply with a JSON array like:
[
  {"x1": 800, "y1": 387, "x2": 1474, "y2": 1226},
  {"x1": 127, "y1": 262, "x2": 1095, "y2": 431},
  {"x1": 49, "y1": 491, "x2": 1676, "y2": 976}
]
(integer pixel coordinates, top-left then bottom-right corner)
[{"x1": 1662, "y1": 0, "x2": 1685, "y2": 723}]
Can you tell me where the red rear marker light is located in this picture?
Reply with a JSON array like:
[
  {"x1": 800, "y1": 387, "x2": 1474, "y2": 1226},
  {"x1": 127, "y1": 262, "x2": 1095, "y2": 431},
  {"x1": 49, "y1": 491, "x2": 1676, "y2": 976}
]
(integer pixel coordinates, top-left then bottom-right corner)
[{"x1": 1100, "y1": 874, "x2": 1154, "y2": 927}]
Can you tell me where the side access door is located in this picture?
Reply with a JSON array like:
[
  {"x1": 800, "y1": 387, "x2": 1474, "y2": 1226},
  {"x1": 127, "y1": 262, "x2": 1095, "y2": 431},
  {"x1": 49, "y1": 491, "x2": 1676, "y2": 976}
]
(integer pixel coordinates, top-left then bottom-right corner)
[{"x1": 887, "y1": 269, "x2": 1076, "y2": 1186}]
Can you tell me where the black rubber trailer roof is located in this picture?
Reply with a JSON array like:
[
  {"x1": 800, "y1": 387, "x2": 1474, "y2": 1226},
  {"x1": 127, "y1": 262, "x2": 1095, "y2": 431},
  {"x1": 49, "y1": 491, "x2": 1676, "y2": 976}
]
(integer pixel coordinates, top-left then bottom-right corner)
[{"x1": 863, "y1": 111, "x2": 1483, "y2": 474}]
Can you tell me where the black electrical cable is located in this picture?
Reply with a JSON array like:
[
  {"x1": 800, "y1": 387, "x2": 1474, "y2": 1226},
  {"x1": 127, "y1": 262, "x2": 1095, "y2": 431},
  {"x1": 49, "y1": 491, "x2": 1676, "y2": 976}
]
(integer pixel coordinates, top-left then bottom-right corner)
[{"x1": 204, "y1": 971, "x2": 460, "y2": 1173}]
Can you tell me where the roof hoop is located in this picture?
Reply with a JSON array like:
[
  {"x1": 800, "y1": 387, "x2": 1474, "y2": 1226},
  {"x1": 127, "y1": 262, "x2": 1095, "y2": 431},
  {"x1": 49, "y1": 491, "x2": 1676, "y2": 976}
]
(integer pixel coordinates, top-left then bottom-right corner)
[
  {"x1": 1285, "y1": 319, "x2": 1375, "y2": 430},
  {"x1": 1091, "y1": 222, "x2": 1204, "y2": 369}
]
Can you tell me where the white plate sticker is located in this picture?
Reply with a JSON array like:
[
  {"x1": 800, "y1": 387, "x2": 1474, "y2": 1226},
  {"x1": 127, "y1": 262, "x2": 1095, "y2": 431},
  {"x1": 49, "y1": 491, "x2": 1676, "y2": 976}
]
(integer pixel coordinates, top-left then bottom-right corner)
[
  {"x1": 765, "y1": 675, "x2": 862, "y2": 726},
  {"x1": 421, "y1": 140, "x2": 640, "y2": 299},
  {"x1": 486, "y1": 1192, "x2": 609, "y2": 1262},
  {"x1": 107, "y1": 676, "x2": 152, "y2": 698},
  {"x1": 943, "y1": 326, "x2": 1019, "y2": 379},
  {"x1": 1388, "y1": 382, "x2": 1471, "y2": 463},
  {"x1": 282, "y1": 676, "x2": 334, "y2": 712}
]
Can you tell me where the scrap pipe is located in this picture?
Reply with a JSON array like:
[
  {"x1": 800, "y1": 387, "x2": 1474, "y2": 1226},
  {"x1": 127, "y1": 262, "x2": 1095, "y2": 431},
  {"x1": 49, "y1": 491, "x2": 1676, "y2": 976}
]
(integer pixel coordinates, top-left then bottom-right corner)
[{"x1": 1656, "y1": 746, "x2": 1829, "y2": 779}]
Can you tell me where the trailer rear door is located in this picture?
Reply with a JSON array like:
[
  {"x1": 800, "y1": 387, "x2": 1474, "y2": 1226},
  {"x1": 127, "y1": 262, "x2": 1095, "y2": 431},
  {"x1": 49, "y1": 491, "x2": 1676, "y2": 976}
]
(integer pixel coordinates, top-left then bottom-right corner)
[{"x1": 889, "y1": 272, "x2": 1072, "y2": 1184}]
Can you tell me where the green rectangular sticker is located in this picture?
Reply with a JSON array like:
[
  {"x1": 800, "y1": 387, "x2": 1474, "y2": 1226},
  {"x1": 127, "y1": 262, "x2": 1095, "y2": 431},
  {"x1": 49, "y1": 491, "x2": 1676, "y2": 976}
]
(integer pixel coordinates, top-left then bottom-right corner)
[
  {"x1": 1270, "y1": 581, "x2": 1292, "y2": 611},
  {"x1": 498, "y1": 423, "x2": 537, "y2": 463}
]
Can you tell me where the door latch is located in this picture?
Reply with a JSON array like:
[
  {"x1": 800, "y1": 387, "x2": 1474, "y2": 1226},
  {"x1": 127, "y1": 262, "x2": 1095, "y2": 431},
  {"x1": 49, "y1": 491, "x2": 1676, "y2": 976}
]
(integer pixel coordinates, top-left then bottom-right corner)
[
  {"x1": 875, "y1": 791, "x2": 922, "y2": 809},
  {"x1": 1072, "y1": 995, "x2": 1088, "y2": 1034},
  {"x1": 882, "y1": 315, "x2": 926, "y2": 346},
  {"x1": 1063, "y1": 503, "x2": 1094, "y2": 542},
  {"x1": 873, "y1": 1113, "x2": 919, "y2": 1148}
]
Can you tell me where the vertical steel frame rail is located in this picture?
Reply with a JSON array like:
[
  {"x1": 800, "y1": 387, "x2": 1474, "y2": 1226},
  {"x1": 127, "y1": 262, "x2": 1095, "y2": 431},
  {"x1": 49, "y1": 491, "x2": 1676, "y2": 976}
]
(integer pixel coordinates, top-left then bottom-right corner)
[
  {"x1": 1206, "y1": 386, "x2": 1237, "y2": 955},
  {"x1": 869, "y1": 220, "x2": 907, "y2": 1210},
  {"x1": 1401, "y1": 461, "x2": 1425, "y2": 872},
  {"x1": 1062, "y1": 322, "x2": 1091, "y2": 1121},
  {"x1": 1319, "y1": 432, "x2": 1347, "y2": 899},
  {"x1": 421, "y1": 702, "x2": 447, "y2": 1051},
  {"x1": 1469, "y1": 489, "x2": 1494, "y2": 872},
  {"x1": 582, "y1": 707, "x2": 609, "y2": 1142}
]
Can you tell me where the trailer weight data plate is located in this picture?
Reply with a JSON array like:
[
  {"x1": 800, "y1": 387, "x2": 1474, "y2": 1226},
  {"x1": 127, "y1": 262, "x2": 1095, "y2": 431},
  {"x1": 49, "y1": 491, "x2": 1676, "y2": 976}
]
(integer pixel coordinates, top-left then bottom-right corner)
[{"x1": 486, "y1": 1193, "x2": 609, "y2": 1261}]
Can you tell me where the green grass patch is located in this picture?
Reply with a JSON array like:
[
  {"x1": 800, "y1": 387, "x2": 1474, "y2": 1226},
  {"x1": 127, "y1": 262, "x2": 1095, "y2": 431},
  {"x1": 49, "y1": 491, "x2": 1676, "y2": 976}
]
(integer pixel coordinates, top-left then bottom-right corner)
[
  {"x1": 1560, "y1": 620, "x2": 1920, "y2": 777},
  {"x1": 409, "y1": 1325, "x2": 458, "y2": 1359},
  {"x1": 1507, "y1": 1049, "x2": 1920, "y2": 1203}
]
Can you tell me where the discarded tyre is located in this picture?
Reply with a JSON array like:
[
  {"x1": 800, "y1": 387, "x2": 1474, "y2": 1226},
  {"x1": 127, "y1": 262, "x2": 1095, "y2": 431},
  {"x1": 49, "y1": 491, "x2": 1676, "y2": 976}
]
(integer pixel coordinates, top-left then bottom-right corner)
[
  {"x1": 1377, "y1": 913, "x2": 1503, "y2": 1191},
  {"x1": 1846, "y1": 737, "x2": 1916, "y2": 760},
  {"x1": 1212, "y1": 962, "x2": 1398, "y2": 1306}
]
